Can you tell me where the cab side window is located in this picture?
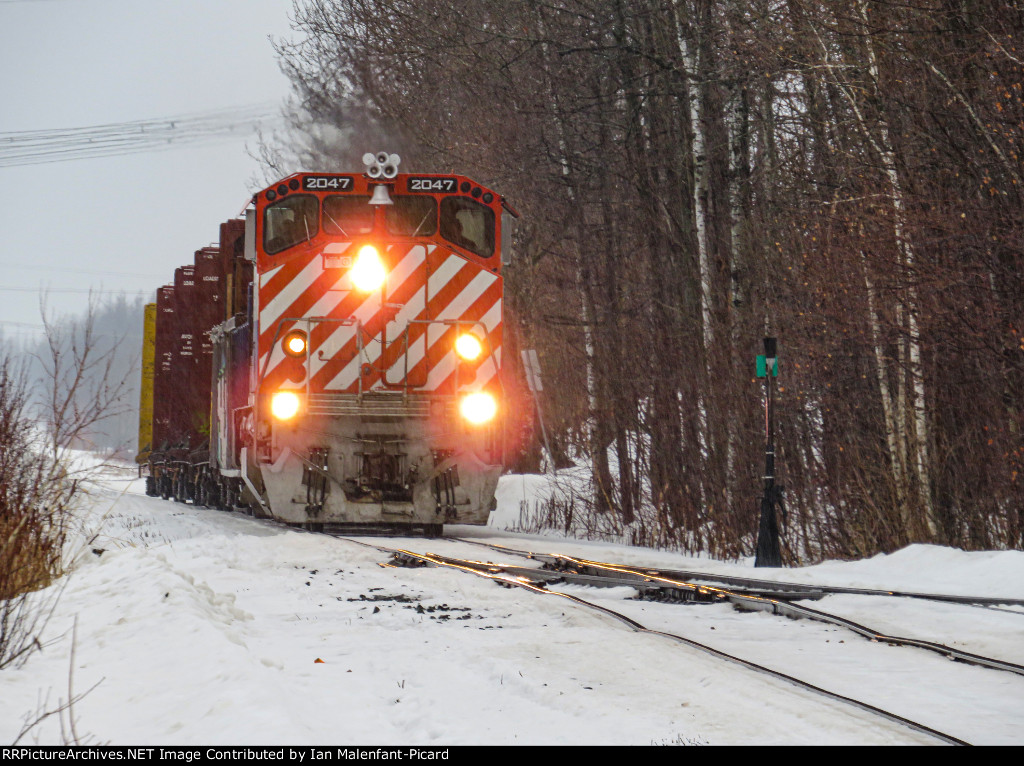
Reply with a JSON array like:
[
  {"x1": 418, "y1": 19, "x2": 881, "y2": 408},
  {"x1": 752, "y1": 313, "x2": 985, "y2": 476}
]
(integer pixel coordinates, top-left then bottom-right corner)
[
  {"x1": 440, "y1": 197, "x2": 494, "y2": 258},
  {"x1": 263, "y1": 195, "x2": 318, "y2": 255}
]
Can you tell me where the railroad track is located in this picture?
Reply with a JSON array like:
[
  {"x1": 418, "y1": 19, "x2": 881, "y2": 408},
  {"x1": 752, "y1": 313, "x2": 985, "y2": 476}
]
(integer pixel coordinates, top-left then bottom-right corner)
[
  {"x1": 441, "y1": 541, "x2": 1024, "y2": 678},
  {"x1": 117, "y1": 486, "x2": 1015, "y2": 745},
  {"x1": 455, "y1": 538, "x2": 1024, "y2": 610},
  {"x1": 460, "y1": 544, "x2": 1024, "y2": 675},
  {"x1": 333, "y1": 534, "x2": 985, "y2": 746}
]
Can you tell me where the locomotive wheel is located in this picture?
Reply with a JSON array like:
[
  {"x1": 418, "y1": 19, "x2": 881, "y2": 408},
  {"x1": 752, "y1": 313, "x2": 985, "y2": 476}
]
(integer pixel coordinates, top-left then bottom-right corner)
[{"x1": 226, "y1": 480, "x2": 240, "y2": 512}]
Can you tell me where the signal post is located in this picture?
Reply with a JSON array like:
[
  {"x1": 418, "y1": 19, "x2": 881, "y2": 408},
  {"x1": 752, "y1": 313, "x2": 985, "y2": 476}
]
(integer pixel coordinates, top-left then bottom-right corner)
[{"x1": 755, "y1": 337, "x2": 783, "y2": 567}]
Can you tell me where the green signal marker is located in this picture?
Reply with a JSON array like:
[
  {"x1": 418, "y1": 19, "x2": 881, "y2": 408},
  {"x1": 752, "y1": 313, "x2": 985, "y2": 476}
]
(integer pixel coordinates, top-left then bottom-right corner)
[{"x1": 756, "y1": 355, "x2": 778, "y2": 378}]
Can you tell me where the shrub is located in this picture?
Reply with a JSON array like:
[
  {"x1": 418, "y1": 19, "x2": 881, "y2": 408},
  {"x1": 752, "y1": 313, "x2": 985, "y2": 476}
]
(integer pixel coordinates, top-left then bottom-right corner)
[{"x1": 0, "y1": 357, "x2": 77, "y2": 668}]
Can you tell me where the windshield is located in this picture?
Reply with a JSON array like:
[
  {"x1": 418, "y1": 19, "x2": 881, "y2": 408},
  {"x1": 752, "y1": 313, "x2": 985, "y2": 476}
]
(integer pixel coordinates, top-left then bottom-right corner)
[
  {"x1": 323, "y1": 195, "x2": 373, "y2": 237},
  {"x1": 264, "y1": 195, "x2": 318, "y2": 255},
  {"x1": 387, "y1": 196, "x2": 437, "y2": 236}
]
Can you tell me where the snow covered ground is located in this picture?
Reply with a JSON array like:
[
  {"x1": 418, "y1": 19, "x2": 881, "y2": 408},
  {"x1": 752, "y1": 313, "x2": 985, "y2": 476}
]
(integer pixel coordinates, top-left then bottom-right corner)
[{"x1": 2, "y1": 462, "x2": 1022, "y2": 745}]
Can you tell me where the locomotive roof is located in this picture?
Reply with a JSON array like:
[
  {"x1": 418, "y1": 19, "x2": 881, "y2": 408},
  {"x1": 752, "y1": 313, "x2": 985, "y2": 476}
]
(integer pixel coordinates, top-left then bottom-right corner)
[{"x1": 251, "y1": 171, "x2": 518, "y2": 217}]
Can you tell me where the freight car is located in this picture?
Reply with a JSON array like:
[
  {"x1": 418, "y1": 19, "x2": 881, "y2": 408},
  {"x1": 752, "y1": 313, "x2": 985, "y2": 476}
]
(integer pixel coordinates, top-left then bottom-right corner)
[{"x1": 137, "y1": 153, "x2": 516, "y2": 534}]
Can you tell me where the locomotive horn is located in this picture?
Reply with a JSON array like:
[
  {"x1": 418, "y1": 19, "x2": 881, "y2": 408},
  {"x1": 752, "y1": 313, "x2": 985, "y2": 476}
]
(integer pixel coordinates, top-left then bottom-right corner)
[
  {"x1": 364, "y1": 151, "x2": 400, "y2": 179},
  {"x1": 381, "y1": 153, "x2": 400, "y2": 178}
]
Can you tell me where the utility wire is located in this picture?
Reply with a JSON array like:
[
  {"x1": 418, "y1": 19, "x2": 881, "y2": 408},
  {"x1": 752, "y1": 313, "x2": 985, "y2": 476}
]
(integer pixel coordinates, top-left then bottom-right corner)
[
  {"x1": 0, "y1": 286, "x2": 148, "y2": 294},
  {"x1": 0, "y1": 104, "x2": 277, "y2": 167},
  {"x1": 0, "y1": 262, "x2": 163, "y2": 280}
]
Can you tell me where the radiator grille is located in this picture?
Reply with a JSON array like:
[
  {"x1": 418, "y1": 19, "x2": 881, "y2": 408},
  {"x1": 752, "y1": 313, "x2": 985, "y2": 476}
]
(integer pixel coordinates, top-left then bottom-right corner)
[{"x1": 306, "y1": 393, "x2": 437, "y2": 418}]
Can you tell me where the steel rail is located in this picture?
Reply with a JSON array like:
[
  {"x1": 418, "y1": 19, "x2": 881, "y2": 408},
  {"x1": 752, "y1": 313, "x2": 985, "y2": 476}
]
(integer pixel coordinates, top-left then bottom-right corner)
[
  {"x1": 452, "y1": 537, "x2": 1024, "y2": 608},
  {"x1": 542, "y1": 555, "x2": 1024, "y2": 678},
  {"x1": 339, "y1": 539, "x2": 967, "y2": 746},
  {"x1": 448, "y1": 541, "x2": 1024, "y2": 679},
  {"x1": 132, "y1": 501, "x2": 988, "y2": 745},
  {"x1": 129, "y1": 508, "x2": 972, "y2": 746}
]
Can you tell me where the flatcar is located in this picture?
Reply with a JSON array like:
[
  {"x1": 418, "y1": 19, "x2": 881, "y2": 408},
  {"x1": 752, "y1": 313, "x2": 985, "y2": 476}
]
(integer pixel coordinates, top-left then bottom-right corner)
[{"x1": 137, "y1": 153, "x2": 517, "y2": 534}]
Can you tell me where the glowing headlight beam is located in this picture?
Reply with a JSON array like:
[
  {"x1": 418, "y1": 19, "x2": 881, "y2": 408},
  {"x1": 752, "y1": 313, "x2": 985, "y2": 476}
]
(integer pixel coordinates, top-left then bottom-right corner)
[
  {"x1": 455, "y1": 333, "x2": 483, "y2": 361},
  {"x1": 271, "y1": 391, "x2": 301, "y2": 420},
  {"x1": 351, "y1": 245, "x2": 386, "y2": 292},
  {"x1": 283, "y1": 331, "x2": 307, "y2": 357},
  {"x1": 460, "y1": 392, "x2": 497, "y2": 424}
]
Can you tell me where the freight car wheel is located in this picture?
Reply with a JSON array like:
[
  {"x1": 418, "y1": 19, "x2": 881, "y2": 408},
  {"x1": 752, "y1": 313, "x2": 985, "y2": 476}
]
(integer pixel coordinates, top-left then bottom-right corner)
[
  {"x1": 204, "y1": 474, "x2": 217, "y2": 508},
  {"x1": 194, "y1": 471, "x2": 206, "y2": 507},
  {"x1": 193, "y1": 473, "x2": 202, "y2": 504},
  {"x1": 175, "y1": 469, "x2": 188, "y2": 503},
  {"x1": 205, "y1": 474, "x2": 219, "y2": 509},
  {"x1": 184, "y1": 466, "x2": 196, "y2": 504}
]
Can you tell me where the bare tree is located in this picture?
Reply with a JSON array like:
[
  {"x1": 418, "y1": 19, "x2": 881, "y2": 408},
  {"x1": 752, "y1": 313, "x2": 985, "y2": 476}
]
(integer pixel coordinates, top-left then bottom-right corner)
[
  {"x1": 2, "y1": 293, "x2": 138, "y2": 670},
  {"x1": 36, "y1": 292, "x2": 136, "y2": 463},
  {"x1": 0, "y1": 358, "x2": 77, "y2": 669},
  {"x1": 268, "y1": 0, "x2": 1024, "y2": 559}
]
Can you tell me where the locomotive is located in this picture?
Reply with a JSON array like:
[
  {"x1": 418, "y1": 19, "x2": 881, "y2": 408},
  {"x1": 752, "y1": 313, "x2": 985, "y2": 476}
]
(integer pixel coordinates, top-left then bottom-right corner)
[{"x1": 137, "y1": 153, "x2": 516, "y2": 534}]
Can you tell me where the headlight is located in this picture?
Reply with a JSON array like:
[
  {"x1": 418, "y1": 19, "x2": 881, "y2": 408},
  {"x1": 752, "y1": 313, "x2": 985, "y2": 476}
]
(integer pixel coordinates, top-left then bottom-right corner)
[
  {"x1": 351, "y1": 244, "x2": 386, "y2": 292},
  {"x1": 283, "y1": 330, "x2": 307, "y2": 357},
  {"x1": 271, "y1": 391, "x2": 301, "y2": 420},
  {"x1": 459, "y1": 392, "x2": 497, "y2": 424},
  {"x1": 455, "y1": 333, "x2": 483, "y2": 361}
]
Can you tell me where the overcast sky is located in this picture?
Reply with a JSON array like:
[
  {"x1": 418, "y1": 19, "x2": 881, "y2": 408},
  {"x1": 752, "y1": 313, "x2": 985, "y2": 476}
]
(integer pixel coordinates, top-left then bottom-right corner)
[{"x1": 0, "y1": 0, "x2": 297, "y2": 343}]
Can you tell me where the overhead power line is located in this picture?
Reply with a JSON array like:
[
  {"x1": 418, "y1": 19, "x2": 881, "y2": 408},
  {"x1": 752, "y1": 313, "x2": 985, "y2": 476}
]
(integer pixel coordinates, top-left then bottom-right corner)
[
  {"x1": 0, "y1": 104, "x2": 278, "y2": 167},
  {"x1": 0, "y1": 286, "x2": 149, "y2": 294},
  {"x1": 0, "y1": 262, "x2": 162, "y2": 280}
]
